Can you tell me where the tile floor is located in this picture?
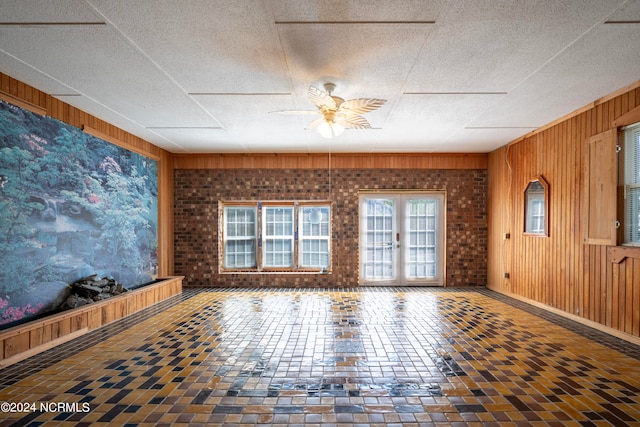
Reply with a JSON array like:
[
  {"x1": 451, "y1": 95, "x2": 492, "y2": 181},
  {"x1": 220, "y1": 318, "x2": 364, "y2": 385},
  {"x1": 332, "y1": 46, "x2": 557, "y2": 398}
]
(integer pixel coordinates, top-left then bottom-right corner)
[{"x1": 0, "y1": 288, "x2": 639, "y2": 427}]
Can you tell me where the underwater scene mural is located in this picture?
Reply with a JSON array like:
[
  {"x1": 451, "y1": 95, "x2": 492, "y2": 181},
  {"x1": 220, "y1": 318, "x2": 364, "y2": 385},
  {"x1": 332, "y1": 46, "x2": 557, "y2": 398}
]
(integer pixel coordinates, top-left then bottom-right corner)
[{"x1": 0, "y1": 100, "x2": 158, "y2": 328}]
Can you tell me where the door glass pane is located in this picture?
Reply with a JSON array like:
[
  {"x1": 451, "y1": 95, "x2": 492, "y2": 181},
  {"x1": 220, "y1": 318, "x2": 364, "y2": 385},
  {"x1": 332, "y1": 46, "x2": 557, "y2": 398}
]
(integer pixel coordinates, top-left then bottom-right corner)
[
  {"x1": 406, "y1": 199, "x2": 437, "y2": 279},
  {"x1": 363, "y1": 199, "x2": 394, "y2": 279}
]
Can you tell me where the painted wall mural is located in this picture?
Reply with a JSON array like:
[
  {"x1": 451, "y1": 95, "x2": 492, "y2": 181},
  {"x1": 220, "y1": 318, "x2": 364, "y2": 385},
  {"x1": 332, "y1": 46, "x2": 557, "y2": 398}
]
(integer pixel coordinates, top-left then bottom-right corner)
[{"x1": 0, "y1": 100, "x2": 158, "y2": 328}]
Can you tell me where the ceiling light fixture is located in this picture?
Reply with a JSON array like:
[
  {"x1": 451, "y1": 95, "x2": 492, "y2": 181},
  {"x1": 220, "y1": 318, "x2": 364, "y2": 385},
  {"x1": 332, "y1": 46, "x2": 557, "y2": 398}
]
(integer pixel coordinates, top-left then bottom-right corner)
[
  {"x1": 317, "y1": 120, "x2": 344, "y2": 138},
  {"x1": 273, "y1": 82, "x2": 386, "y2": 139},
  {"x1": 316, "y1": 83, "x2": 345, "y2": 139}
]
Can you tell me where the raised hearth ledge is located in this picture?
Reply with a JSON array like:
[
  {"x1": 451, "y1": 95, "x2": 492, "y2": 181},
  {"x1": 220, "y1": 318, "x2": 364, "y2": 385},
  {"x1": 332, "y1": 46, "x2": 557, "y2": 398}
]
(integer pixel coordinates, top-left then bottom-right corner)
[{"x1": 0, "y1": 276, "x2": 183, "y2": 368}]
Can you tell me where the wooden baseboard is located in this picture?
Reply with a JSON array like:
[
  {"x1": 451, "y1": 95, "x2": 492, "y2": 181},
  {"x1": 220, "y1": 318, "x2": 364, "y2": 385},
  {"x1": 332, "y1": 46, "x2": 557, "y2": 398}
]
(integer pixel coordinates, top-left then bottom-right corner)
[
  {"x1": 0, "y1": 328, "x2": 88, "y2": 369},
  {"x1": 494, "y1": 289, "x2": 640, "y2": 347},
  {"x1": 0, "y1": 276, "x2": 183, "y2": 365}
]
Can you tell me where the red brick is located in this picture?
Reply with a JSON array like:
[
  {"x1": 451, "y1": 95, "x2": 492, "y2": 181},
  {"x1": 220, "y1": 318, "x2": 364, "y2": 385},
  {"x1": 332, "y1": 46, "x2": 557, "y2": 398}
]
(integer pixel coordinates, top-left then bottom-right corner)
[{"x1": 174, "y1": 168, "x2": 487, "y2": 288}]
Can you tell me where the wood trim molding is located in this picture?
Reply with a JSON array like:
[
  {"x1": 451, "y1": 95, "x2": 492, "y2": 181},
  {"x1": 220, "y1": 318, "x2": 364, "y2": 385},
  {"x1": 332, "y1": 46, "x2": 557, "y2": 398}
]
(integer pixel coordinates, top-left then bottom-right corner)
[
  {"x1": 0, "y1": 90, "x2": 46, "y2": 116},
  {"x1": 82, "y1": 125, "x2": 161, "y2": 161},
  {"x1": 607, "y1": 245, "x2": 640, "y2": 263},
  {"x1": 0, "y1": 328, "x2": 88, "y2": 369},
  {"x1": 613, "y1": 104, "x2": 640, "y2": 127},
  {"x1": 172, "y1": 152, "x2": 488, "y2": 170}
]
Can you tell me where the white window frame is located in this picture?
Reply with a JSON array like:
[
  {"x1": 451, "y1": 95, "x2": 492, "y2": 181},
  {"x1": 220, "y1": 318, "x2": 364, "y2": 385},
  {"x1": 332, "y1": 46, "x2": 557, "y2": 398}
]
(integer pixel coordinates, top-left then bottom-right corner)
[
  {"x1": 358, "y1": 191, "x2": 446, "y2": 286},
  {"x1": 623, "y1": 122, "x2": 640, "y2": 245},
  {"x1": 298, "y1": 205, "x2": 331, "y2": 271},
  {"x1": 222, "y1": 205, "x2": 257, "y2": 269},
  {"x1": 262, "y1": 204, "x2": 295, "y2": 269},
  {"x1": 524, "y1": 176, "x2": 549, "y2": 237},
  {"x1": 219, "y1": 201, "x2": 331, "y2": 273},
  {"x1": 529, "y1": 199, "x2": 545, "y2": 233}
]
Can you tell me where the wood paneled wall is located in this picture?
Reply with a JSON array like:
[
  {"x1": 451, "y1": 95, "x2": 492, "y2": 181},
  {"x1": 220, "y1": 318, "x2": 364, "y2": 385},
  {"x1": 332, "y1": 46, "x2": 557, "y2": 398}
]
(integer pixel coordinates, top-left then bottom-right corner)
[
  {"x1": 0, "y1": 72, "x2": 174, "y2": 276},
  {"x1": 488, "y1": 81, "x2": 640, "y2": 342},
  {"x1": 173, "y1": 152, "x2": 487, "y2": 170}
]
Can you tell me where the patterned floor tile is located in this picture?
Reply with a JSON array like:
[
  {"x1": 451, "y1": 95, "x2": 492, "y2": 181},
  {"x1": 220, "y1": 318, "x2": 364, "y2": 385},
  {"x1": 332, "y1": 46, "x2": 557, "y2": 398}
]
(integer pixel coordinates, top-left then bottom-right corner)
[{"x1": 0, "y1": 288, "x2": 638, "y2": 426}]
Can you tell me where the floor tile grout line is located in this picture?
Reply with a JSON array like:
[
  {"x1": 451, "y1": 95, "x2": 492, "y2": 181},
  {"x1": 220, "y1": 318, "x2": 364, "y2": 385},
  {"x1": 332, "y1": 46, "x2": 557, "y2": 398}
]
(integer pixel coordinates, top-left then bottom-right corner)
[
  {"x1": 0, "y1": 289, "x2": 204, "y2": 389},
  {"x1": 477, "y1": 288, "x2": 640, "y2": 360},
  {"x1": 0, "y1": 287, "x2": 638, "y2": 426},
  {"x1": 1, "y1": 286, "x2": 639, "y2": 391}
]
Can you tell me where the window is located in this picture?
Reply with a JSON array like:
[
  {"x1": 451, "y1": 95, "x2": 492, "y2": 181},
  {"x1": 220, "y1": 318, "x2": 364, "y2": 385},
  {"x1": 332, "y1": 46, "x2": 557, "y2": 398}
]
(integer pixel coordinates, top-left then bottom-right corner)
[
  {"x1": 622, "y1": 122, "x2": 640, "y2": 245},
  {"x1": 223, "y1": 206, "x2": 257, "y2": 268},
  {"x1": 220, "y1": 201, "x2": 331, "y2": 272},
  {"x1": 299, "y1": 206, "x2": 331, "y2": 268},
  {"x1": 263, "y1": 206, "x2": 294, "y2": 267},
  {"x1": 524, "y1": 176, "x2": 549, "y2": 236}
]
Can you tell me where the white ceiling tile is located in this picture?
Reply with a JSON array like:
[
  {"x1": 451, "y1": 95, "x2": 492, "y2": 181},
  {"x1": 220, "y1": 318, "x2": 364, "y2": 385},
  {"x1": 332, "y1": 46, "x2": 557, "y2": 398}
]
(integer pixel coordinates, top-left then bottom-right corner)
[
  {"x1": 277, "y1": 22, "x2": 433, "y2": 99},
  {"x1": 267, "y1": 0, "x2": 444, "y2": 22},
  {"x1": 54, "y1": 94, "x2": 190, "y2": 152},
  {"x1": 606, "y1": 0, "x2": 640, "y2": 21},
  {"x1": 193, "y1": 93, "x2": 312, "y2": 146},
  {"x1": 0, "y1": 1, "x2": 637, "y2": 153},
  {"x1": 405, "y1": 0, "x2": 626, "y2": 93},
  {"x1": 445, "y1": 128, "x2": 537, "y2": 153},
  {"x1": 382, "y1": 93, "x2": 506, "y2": 144},
  {"x1": 0, "y1": 51, "x2": 79, "y2": 95},
  {"x1": 0, "y1": 25, "x2": 218, "y2": 128},
  {"x1": 149, "y1": 127, "x2": 240, "y2": 153},
  {"x1": 87, "y1": 0, "x2": 291, "y2": 93},
  {"x1": 470, "y1": 22, "x2": 640, "y2": 128},
  {"x1": 0, "y1": 0, "x2": 102, "y2": 22}
]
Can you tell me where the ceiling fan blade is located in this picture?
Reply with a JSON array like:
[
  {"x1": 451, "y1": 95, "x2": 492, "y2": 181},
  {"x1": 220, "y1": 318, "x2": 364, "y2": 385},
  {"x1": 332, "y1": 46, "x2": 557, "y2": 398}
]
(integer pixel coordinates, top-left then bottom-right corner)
[
  {"x1": 338, "y1": 113, "x2": 372, "y2": 129},
  {"x1": 306, "y1": 117, "x2": 326, "y2": 129},
  {"x1": 270, "y1": 110, "x2": 320, "y2": 115},
  {"x1": 308, "y1": 86, "x2": 336, "y2": 111},
  {"x1": 338, "y1": 98, "x2": 387, "y2": 115}
]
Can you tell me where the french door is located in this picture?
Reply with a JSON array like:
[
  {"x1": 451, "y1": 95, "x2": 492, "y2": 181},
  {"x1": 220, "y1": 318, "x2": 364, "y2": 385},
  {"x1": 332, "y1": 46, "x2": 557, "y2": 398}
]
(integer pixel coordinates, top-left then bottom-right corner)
[{"x1": 359, "y1": 191, "x2": 445, "y2": 286}]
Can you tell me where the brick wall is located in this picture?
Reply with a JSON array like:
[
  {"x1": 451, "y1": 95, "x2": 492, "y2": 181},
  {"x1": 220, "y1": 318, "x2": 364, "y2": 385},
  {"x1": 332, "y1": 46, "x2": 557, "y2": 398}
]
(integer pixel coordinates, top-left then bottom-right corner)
[{"x1": 174, "y1": 168, "x2": 487, "y2": 288}]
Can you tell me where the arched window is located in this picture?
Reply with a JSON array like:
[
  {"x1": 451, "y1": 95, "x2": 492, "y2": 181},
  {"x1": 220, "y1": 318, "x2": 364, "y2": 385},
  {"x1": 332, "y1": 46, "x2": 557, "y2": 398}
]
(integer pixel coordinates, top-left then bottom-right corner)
[{"x1": 524, "y1": 176, "x2": 549, "y2": 236}]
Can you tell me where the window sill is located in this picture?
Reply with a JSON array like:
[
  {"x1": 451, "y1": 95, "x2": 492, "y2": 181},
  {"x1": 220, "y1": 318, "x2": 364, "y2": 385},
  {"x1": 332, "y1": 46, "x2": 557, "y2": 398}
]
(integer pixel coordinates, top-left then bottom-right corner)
[
  {"x1": 607, "y1": 245, "x2": 640, "y2": 263},
  {"x1": 220, "y1": 270, "x2": 331, "y2": 274},
  {"x1": 523, "y1": 232, "x2": 548, "y2": 238}
]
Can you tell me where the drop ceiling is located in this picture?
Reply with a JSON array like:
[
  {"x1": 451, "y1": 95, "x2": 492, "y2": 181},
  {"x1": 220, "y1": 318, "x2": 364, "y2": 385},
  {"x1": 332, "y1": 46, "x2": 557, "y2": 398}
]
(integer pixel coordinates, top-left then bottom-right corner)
[{"x1": 1, "y1": 0, "x2": 639, "y2": 154}]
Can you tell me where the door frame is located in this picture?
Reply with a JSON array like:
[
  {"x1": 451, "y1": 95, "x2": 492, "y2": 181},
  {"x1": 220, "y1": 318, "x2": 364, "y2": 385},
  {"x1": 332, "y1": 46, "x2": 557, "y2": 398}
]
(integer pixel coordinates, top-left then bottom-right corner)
[{"x1": 358, "y1": 190, "x2": 446, "y2": 286}]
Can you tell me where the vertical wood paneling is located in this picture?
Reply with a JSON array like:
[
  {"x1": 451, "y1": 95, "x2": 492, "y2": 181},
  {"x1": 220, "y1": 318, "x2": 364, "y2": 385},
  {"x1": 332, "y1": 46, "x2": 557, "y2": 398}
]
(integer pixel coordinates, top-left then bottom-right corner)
[
  {"x1": 158, "y1": 150, "x2": 174, "y2": 276},
  {"x1": 634, "y1": 259, "x2": 640, "y2": 337},
  {"x1": 172, "y1": 152, "x2": 487, "y2": 170},
  {"x1": 488, "y1": 83, "x2": 640, "y2": 341},
  {"x1": 4, "y1": 333, "x2": 29, "y2": 359}
]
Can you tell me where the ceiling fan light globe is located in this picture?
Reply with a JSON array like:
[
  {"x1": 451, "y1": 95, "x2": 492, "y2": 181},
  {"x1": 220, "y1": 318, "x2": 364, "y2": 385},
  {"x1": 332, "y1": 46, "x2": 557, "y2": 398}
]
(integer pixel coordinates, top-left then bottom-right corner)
[
  {"x1": 317, "y1": 121, "x2": 333, "y2": 138},
  {"x1": 317, "y1": 120, "x2": 344, "y2": 138}
]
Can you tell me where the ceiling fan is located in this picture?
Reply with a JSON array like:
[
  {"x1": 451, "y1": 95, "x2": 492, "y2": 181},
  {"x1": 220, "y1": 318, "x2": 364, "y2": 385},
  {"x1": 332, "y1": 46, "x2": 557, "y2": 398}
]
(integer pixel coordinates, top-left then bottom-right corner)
[{"x1": 275, "y1": 83, "x2": 387, "y2": 138}]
